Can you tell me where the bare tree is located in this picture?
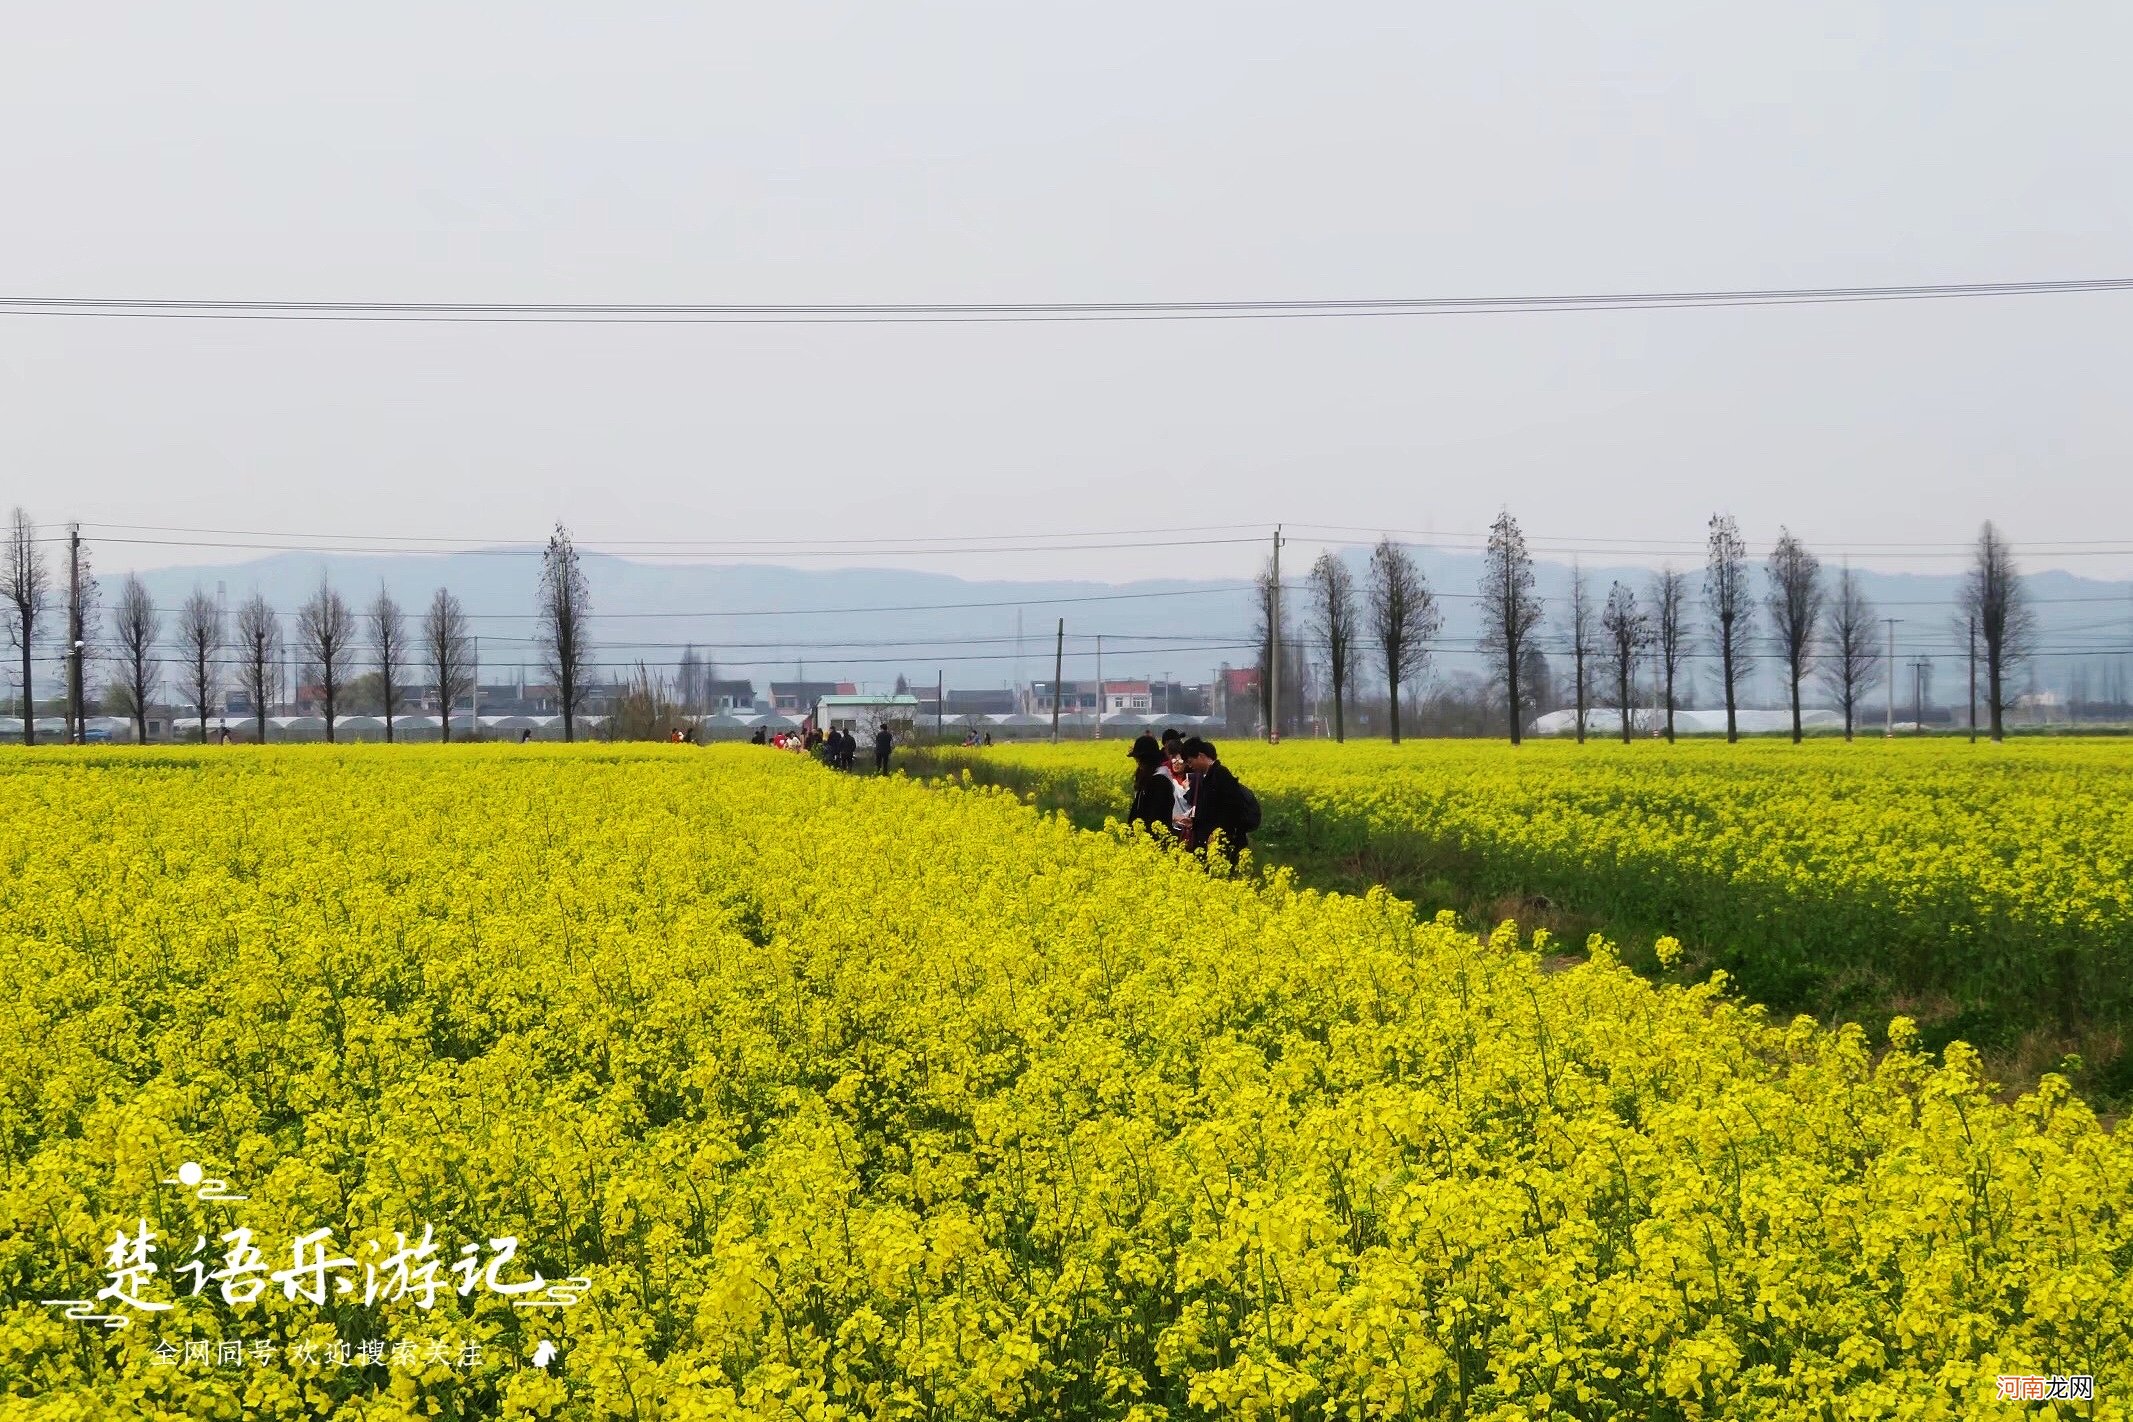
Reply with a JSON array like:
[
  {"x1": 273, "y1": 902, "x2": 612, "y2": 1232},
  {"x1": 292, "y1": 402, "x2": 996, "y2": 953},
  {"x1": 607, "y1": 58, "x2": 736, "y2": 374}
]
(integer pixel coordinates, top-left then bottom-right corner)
[
  {"x1": 1704, "y1": 513, "x2": 1754, "y2": 743},
  {"x1": 1307, "y1": 551, "x2": 1360, "y2": 742},
  {"x1": 235, "y1": 594, "x2": 280, "y2": 743},
  {"x1": 676, "y1": 646, "x2": 705, "y2": 715},
  {"x1": 1764, "y1": 528, "x2": 1824, "y2": 744},
  {"x1": 1563, "y1": 563, "x2": 1595, "y2": 743},
  {"x1": 1252, "y1": 557, "x2": 1280, "y2": 736},
  {"x1": 297, "y1": 578, "x2": 355, "y2": 742},
  {"x1": 108, "y1": 575, "x2": 162, "y2": 742},
  {"x1": 1366, "y1": 538, "x2": 1439, "y2": 744},
  {"x1": 1649, "y1": 567, "x2": 1687, "y2": 743},
  {"x1": 1600, "y1": 581, "x2": 1650, "y2": 743},
  {"x1": 1960, "y1": 521, "x2": 2035, "y2": 742},
  {"x1": 368, "y1": 586, "x2": 408, "y2": 742},
  {"x1": 1478, "y1": 510, "x2": 1544, "y2": 744},
  {"x1": 5, "y1": 508, "x2": 50, "y2": 741},
  {"x1": 424, "y1": 587, "x2": 474, "y2": 742},
  {"x1": 177, "y1": 588, "x2": 223, "y2": 744},
  {"x1": 538, "y1": 523, "x2": 592, "y2": 742},
  {"x1": 1818, "y1": 565, "x2": 1881, "y2": 741}
]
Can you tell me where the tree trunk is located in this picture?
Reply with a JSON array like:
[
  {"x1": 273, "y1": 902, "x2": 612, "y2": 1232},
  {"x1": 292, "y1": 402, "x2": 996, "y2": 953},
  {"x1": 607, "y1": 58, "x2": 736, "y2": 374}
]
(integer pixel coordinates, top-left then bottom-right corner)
[
  {"x1": 1507, "y1": 658, "x2": 1522, "y2": 746},
  {"x1": 1790, "y1": 662, "x2": 1802, "y2": 744},
  {"x1": 1619, "y1": 665, "x2": 1632, "y2": 743},
  {"x1": 1664, "y1": 668, "x2": 1676, "y2": 743},
  {"x1": 20, "y1": 642, "x2": 33, "y2": 744},
  {"x1": 1388, "y1": 686, "x2": 1401, "y2": 745},
  {"x1": 1988, "y1": 650, "x2": 2004, "y2": 742},
  {"x1": 1573, "y1": 650, "x2": 1585, "y2": 744},
  {"x1": 1721, "y1": 633, "x2": 1737, "y2": 743}
]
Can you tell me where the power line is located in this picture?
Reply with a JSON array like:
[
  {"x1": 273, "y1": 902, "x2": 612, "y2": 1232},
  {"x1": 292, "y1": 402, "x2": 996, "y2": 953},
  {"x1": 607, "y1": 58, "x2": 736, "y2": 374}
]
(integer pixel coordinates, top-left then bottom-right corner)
[
  {"x1": 59, "y1": 528, "x2": 2133, "y2": 565},
  {"x1": 139, "y1": 584, "x2": 1259, "y2": 621},
  {"x1": 86, "y1": 534, "x2": 1273, "y2": 559},
  {"x1": 1288, "y1": 522, "x2": 2133, "y2": 551},
  {"x1": 76, "y1": 519, "x2": 1271, "y2": 548},
  {"x1": 7, "y1": 277, "x2": 2133, "y2": 325}
]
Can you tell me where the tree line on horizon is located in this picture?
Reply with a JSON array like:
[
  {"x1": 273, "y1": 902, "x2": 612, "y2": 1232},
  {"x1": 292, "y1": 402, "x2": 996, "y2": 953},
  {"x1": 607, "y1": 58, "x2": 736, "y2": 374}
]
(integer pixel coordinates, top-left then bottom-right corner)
[
  {"x1": 1281, "y1": 513, "x2": 2038, "y2": 745},
  {"x1": 2, "y1": 507, "x2": 2056, "y2": 748},
  {"x1": 3, "y1": 513, "x2": 595, "y2": 744}
]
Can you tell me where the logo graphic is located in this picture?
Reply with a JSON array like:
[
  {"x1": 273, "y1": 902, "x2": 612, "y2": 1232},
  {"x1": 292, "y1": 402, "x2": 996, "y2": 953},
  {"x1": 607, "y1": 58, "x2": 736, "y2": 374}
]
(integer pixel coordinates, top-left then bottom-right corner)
[
  {"x1": 530, "y1": 1340, "x2": 558, "y2": 1369},
  {"x1": 162, "y1": 1160, "x2": 248, "y2": 1203},
  {"x1": 41, "y1": 1161, "x2": 592, "y2": 1334}
]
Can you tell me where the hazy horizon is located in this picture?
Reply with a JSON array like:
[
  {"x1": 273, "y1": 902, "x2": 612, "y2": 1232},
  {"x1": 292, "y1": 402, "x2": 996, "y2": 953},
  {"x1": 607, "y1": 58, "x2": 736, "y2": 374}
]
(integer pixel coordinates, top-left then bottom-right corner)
[{"x1": 4, "y1": 3, "x2": 2131, "y2": 583}]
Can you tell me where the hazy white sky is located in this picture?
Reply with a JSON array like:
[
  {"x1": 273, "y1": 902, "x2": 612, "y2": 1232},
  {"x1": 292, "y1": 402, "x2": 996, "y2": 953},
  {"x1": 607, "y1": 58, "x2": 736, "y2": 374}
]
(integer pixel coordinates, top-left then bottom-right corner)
[{"x1": 4, "y1": 2, "x2": 2131, "y2": 582}]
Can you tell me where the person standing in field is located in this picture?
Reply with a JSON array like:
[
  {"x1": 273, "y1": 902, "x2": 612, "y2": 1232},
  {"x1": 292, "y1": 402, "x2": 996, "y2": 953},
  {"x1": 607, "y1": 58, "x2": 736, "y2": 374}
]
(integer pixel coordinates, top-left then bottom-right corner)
[
  {"x1": 1126, "y1": 740, "x2": 1171, "y2": 836},
  {"x1": 1160, "y1": 742, "x2": 1195, "y2": 842},
  {"x1": 1181, "y1": 737, "x2": 1257, "y2": 865},
  {"x1": 873, "y1": 723, "x2": 893, "y2": 774}
]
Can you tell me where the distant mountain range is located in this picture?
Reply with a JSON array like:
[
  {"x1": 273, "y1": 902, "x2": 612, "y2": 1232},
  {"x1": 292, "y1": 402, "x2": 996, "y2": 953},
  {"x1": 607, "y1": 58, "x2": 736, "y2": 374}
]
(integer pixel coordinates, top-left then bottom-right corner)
[{"x1": 58, "y1": 546, "x2": 2133, "y2": 709}]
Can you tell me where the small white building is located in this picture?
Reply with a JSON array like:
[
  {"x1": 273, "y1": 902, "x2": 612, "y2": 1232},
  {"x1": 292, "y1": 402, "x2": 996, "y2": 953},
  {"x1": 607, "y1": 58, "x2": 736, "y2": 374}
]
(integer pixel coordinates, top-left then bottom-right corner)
[{"x1": 815, "y1": 693, "x2": 921, "y2": 737}]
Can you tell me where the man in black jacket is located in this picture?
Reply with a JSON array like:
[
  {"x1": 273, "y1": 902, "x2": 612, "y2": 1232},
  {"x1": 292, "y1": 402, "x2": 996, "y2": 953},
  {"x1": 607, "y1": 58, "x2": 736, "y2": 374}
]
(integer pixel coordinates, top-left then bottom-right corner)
[
  {"x1": 1181, "y1": 737, "x2": 1251, "y2": 864},
  {"x1": 874, "y1": 723, "x2": 894, "y2": 774}
]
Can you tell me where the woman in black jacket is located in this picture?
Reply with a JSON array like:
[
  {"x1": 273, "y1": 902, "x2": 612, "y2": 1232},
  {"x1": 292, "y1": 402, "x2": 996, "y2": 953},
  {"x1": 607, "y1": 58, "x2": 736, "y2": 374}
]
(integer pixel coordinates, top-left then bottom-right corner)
[{"x1": 1126, "y1": 741, "x2": 1172, "y2": 836}]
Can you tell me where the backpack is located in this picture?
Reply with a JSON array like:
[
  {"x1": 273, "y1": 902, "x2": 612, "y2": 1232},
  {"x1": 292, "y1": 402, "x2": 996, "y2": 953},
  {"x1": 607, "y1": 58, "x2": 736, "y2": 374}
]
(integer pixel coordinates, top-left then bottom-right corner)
[{"x1": 1236, "y1": 782, "x2": 1263, "y2": 834}]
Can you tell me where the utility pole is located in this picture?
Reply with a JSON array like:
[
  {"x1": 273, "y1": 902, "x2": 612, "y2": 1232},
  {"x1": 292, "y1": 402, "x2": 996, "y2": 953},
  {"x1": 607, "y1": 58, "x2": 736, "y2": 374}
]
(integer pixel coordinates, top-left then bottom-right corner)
[
  {"x1": 66, "y1": 524, "x2": 83, "y2": 744},
  {"x1": 1269, "y1": 525, "x2": 1283, "y2": 743},
  {"x1": 1967, "y1": 617, "x2": 1977, "y2": 743},
  {"x1": 936, "y1": 669, "x2": 943, "y2": 743},
  {"x1": 1882, "y1": 617, "x2": 1901, "y2": 737},
  {"x1": 1910, "y1": 656, "x2": 1930, "y2": 735},
  {"x1": 1051, "y1": 617, "x2": 1063, "y2": 743},
  {"x1": 1094, "y1": 635, "x2": 1102, "y2": 740},
  {"x1": 471, "y1": 636, "x2": 481, "y2": 739}
]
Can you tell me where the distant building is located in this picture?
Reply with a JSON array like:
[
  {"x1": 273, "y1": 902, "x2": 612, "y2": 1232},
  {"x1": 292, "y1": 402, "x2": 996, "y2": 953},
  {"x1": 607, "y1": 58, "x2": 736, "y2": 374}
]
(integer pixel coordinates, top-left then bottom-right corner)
[
  {"x1": 946, "y1": 687, "x2": 1019, "y2": 716},
  {"x1": 1216, "y1": 666, "x2": 1261, "y2": 734},
  {"x1": 1152, "y1": 681, "x2": 1213, "y2": 718},
  {"x1": 816, "y1": 693, "x2": 920, "y2": 736},
  {"x1": 915, "y1": 687, "x2": 1020, "y2": 719},
  {"x1": 1027, "y1": 680, "x2": 1101, "y2": 715},
  {"x1": 1101, "y1": 680, "x2": 1152, "y2": 714},
  {"x1": 771, "y1": 680, "x2": 853, "y2": 714},
  {"x1": 706, "y1": 679, "x2": 758, "y2": 713}
]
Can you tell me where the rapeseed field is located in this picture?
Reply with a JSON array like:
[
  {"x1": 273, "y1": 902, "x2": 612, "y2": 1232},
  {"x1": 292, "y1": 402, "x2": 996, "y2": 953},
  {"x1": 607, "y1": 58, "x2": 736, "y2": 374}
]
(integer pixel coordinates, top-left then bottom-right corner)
[
  {"x1": 929, "y1": 738, "x2": 2133, "y2": 1083},
  {"x1": 0, "y1": 746, "x2": 2126, "y2": 1419}
]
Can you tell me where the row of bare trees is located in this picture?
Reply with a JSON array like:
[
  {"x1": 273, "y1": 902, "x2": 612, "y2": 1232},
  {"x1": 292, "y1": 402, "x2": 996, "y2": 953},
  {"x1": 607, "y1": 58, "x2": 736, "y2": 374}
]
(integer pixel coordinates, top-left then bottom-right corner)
[
  {"x1": 1289, "y1": 537, "x2": 1445, "y2": 743},
  {"x1": 1295, "y1": 512, "x2": 2036, "y2": 745},
  {"x1": 5, "y1": 514, "x2": 594, "y2": 744},
  {"x1": 100, "y1": 576, "x2": 478, "y2": 743}
]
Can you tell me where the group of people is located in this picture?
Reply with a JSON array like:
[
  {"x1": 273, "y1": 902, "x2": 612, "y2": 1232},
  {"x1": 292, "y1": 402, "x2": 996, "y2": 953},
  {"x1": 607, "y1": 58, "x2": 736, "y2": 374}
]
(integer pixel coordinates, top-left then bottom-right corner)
[
  {"x1": 828, "y1": 724, "x2": 895, "y2": 773},
  {"x1": 1125, "y1": 729, "x2": 1259, "y2": 864},
  {"x1": 751, "y1": 721, "x2": 895, "y2": 773}
]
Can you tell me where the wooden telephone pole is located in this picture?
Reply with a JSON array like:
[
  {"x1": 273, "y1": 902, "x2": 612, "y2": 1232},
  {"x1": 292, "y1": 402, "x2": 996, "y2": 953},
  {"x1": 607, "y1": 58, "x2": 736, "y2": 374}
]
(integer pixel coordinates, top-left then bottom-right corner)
[
  {"x1": 1050, "y1": 618, "x2": 1064, "y2": 742},
  {"x1": 1268, "y1": 524, "x2": 1283, "y2": 742}
]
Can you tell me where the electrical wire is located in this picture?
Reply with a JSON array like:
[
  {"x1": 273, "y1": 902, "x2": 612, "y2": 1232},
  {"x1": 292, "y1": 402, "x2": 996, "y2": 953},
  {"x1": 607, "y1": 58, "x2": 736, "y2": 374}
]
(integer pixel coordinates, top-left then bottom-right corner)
[{"x1": 7, "y1": 277, "x2": 2133, "y2": 324}]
